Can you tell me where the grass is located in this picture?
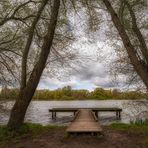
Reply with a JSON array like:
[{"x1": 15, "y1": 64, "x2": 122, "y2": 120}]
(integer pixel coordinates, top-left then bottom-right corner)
[
  {"x1": 109, "y1": 123, "x2": 131, "y2": 130},
  {"x1": 143, "y1": 137, "x2": 148, "y2": 145},
  {"x1": 109, "y1": 119, "x2": 148, "y2": 133},
  {"x1": 0, "y1": 123, "x2": 64, "y2": 142},
  {"x1": 0, "y1": 120, "x2": 148, "y2": 144},
  {"x1": 109, "y1": 123, "x2": 148, "y2": 131},
  {"x1": 109, "y1": 121, "x2": 148, "y2": 145}
]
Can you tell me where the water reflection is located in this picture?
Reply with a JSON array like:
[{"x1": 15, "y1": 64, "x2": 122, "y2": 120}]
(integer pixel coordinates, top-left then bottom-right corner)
[{"x1": 0, "y1": 100, "x2": 147, "y2": 125}]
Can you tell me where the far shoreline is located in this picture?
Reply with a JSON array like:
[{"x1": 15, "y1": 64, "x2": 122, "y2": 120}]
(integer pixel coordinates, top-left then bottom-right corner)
[{"x1": 0, "y1": 98, "x2": 147, "y2": 101}]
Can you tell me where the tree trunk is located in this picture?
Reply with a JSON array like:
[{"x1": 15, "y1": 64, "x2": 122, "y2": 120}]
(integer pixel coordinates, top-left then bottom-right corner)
[
  {"x1": 124, "y1": 0, "x2": 148, "y2": 64},
  {"x1": 102, "y1": 0, "x2": 148, "y2": 90},
  {"x1": 7, "y1": 0, "x2": 60, "y2": 130},
  {"x1": 21, "y1": 0, "x2": 49, "y2": 90}
]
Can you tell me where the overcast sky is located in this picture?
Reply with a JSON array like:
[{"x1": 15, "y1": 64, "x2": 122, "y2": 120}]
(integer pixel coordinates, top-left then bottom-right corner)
[
  {"x1": 37, "y1": 8, "x2": 129, "y2": 91},
  {"x1": 38, "y1": 36, "x2": 127, "y2": 91}
]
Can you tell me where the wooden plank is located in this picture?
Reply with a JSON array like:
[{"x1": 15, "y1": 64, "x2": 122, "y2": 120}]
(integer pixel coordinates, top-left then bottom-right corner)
[
  {"x1": 49, "y1": 107, "x2": 122, "y2": 120},
  {"x1": 49, "y1": 107, "x2": 122, "y2": 112},
  {"x1": 66, "y1": 109, "x2": 103, "y2": 133}
]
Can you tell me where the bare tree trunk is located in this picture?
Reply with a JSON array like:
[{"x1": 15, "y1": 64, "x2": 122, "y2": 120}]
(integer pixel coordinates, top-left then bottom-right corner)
[
  {"x1": 124, "y1": 0, "x2": 148, "y2": 64},
  {"x1": 7, "y1": 0, "x2": 60, "y2": 130},
  {"x1": 21, "y1": 0, "x2": 49, "y2": 90},
  {"x1": 102, "y1": 0, "x2": 148, "y2": 90}
]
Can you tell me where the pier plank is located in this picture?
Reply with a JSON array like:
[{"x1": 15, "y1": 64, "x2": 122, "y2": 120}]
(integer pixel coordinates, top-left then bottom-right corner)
[{"x1": 66, "y1": 109, "x2": 102, "y2": 133}]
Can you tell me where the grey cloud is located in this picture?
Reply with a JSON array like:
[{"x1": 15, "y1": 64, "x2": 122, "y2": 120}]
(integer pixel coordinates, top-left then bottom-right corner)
[
  {"x1": 39, "y1": 60, "x2": 128, "y2": 90},
  {"x1": 72, "y1": 62, "x2": 107, "y2": 81},
  {"x1": 69, "y1": 61, "x2": 127, "y2": 89},
  {"x1": 92, "y1": 77, "x2": 116, "y2": 88}
]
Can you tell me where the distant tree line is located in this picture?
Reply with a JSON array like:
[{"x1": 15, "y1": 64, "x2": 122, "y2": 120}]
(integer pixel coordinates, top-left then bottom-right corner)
[{"x1": 0, "y1": 86, "x2": 147, "y2": 100}]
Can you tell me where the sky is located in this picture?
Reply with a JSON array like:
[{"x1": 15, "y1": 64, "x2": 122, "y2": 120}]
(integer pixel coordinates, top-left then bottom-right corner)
[
  {"x1": 0, "y1": 1, "x2": 128, "y2": 92},
  {"x1": 38, "y1": 37, "x2": 127, "y2": 91},
  {"x1": 37, "y1": 8, "x2": 128, "y2": 91},
  {"x1": 0, "y1": 1, "x2": 146, "y2": 92}
]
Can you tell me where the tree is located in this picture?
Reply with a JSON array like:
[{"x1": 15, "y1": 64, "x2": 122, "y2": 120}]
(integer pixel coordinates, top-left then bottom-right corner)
[
  {"x1": 7, "y1": 0, "x2": 60, "y2": 130},
  {"x1": 0, "y1": 0, "x2": 39, "y2": 85},
  {"x1": 91, "y1": 88, "x2": 112, "y2": 99},
  {"x1": 61, "y1": 86, "x2": 72, "y2": 96},
  {"x1": 1, "y1": 0, "x2": 85, "y2": 129},
  {"x1": 102, "y1": 0, "x2": 148, "y2": 90}
]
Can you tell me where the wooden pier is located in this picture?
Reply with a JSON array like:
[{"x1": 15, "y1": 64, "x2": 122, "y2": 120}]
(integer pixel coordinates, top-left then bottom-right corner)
[
  {"x1": 49, "y1": 107, "x2": 122, "y2": 120},
  {"x1": 66, "y1": 109, "x2": 103, "y2": 134}
]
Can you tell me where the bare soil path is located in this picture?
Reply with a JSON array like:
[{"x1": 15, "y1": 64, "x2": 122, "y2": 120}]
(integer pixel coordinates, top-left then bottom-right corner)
[{"x1": 0, "y1": 127, "x2": 147, "y2": 148}]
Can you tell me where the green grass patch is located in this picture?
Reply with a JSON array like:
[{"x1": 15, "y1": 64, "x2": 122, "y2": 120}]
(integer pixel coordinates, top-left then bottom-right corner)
[
  {"x1": 0, "y1": 123, "x2": 64, "y2": 142},
  {"x1": 109, "y1": 123, "x2": 131, "y2": 130},
  {"x1": 109, "y1": 121, "x2": 148, "y2": 134},
  {"x1": 143, "y1": 137, "x2": 148, "y2": 144}
]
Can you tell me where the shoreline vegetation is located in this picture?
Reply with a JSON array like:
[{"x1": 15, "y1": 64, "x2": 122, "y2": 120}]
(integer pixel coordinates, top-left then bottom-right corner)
[
  {"x1": 0, "y1": 120, "x2": 148, "y2": 148},
  {"x1": 0, "y1": 86, "x2": 148, "y2": 101}
]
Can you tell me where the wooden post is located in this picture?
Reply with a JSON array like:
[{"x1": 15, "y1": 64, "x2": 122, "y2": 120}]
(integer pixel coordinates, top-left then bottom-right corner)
[
  {"x1": 116, "y1": 111, "x2": 118, "y2": 119},
  {"x1": 52, "y1": 112, "x2": 56, "y2": 120},
  {"x1": 95, "y1": 111, "x2": 98, "y2": 119},
  {"x1": 52, "y1": 112, "x2": 54, "y2": 119},
  {"x1": 119, "y1": 111, "x2": 121, "y2": 119},
  {"x1": 54, "y1": 112, "x2": 56, "y2": 120},
  {"x1": 116, "y1": 111, "x2": 121, "y2": 120}
]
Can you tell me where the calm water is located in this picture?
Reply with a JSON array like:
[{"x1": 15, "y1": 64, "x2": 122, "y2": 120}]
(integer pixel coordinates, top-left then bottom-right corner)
[{"x1": 0, "y1": 100, "x2": 148, "y2": 125}]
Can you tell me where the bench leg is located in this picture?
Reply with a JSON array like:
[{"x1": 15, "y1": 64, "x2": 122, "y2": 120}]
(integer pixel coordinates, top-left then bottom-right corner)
[
  {"x1": 52, "y1": 112, "x2": 57, "y2": 120},
  {"x1": 119, "y1": 111, "x2": 121, "y2": 119},
  {"x1": 116, "y1": 111, "x2": 118, "y2": 119},
  {"x1": 52, "y1": 112, "x2": 54, "y2": 119},
  {"x1": 54, "y1": 112, "x2": 56, "y2": 120},
  {"x1": 116, "y1": 111, "x2": 121, "y2": 120},
  {"x1": 95, "y1": 111, "x2": 98, "y2": 119}
]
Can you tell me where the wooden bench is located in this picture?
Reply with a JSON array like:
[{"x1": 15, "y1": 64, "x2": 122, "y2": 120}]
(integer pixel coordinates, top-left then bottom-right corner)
[{"x1": 49, "y1": 107, "x2": 122, "y2": 120}]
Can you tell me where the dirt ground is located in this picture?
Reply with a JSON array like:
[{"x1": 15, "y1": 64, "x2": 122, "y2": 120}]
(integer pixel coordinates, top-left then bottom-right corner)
[{"x1": 0, "y1": 127, "x2": 148, "y2": 148}]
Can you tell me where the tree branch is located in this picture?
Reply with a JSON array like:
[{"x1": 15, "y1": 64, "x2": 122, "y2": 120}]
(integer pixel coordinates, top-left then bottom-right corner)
[
  {"x1": 124, "y1": 0, "x2": 148, "y2": 64},
  {"x1": 21, "y1": 0, "x2": 49, "y2": 90}
]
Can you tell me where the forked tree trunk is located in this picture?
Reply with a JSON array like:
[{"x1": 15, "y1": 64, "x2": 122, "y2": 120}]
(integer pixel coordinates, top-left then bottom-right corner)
[
  {"x1": 21, "y1": 0, "x2": 49, "y2": 90},
  {"x1": 7, "y1": 0, "x2": 60, "y2": 130},
  {"x1": 102, "y1": 0, "x2": 148, "y2": 90}
]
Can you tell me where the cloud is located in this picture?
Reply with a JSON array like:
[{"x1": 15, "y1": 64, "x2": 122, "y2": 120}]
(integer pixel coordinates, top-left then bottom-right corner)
[
  {"x1": 73, "y1": 63, "x2": 107, "y2": 81},
  {"x1": 39, "y1": 77, "x2": 78, "y2": 90},
  {"x1": 38, "y1": 59, "x2": 126, "y2": 91},
  {"x1": 38, "y1": 36, "x2": 127, "y2": 91}
]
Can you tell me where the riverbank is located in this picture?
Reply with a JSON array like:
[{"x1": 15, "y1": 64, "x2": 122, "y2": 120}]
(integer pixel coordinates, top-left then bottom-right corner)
[
  {"x1": 0, "y1": 123, "x2": 148, "y2": 148},
  {"x1": 1, "y1": 87, "x2": 148, "y2": 101},
  {"x1": 0, "y1": 98, "x2": 148, "y2": 101}
]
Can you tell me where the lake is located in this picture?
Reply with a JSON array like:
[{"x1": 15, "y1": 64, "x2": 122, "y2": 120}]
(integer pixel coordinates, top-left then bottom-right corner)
[{"x1": 0, "y1": 100, "x2": 148, "y2": 125}]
